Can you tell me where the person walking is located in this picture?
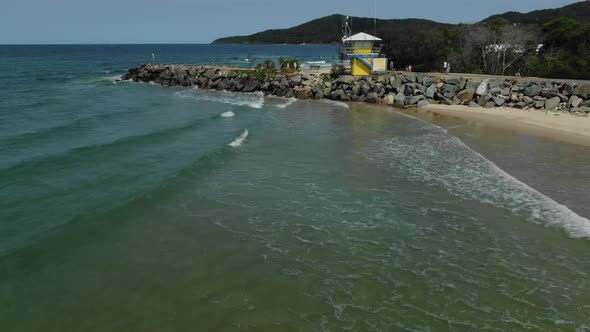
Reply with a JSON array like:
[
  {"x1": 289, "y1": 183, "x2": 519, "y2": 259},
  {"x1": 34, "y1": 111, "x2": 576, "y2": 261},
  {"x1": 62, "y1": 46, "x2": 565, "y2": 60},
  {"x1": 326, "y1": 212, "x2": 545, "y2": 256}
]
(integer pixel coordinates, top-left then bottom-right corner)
[
  {"x1": 389, "y1": 59, "x2": 395, "y2": 71},
  {"x1": 443, "y1": 61, "x2": 448, "y2": 73},
  {"x1": 446, "y1": 62, "x2": 451, "y2": 74}
]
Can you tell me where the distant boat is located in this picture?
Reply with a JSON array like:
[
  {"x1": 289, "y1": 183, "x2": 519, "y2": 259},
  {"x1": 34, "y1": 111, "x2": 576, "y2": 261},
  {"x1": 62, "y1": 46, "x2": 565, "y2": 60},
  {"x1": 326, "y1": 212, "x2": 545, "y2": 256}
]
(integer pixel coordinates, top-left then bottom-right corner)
[
  {"x1": 231, "y1": 56, "x2": 254, "y2": 64},
  {"x1": 299, "y1": 42, "x2": 306, "y2": 45}
]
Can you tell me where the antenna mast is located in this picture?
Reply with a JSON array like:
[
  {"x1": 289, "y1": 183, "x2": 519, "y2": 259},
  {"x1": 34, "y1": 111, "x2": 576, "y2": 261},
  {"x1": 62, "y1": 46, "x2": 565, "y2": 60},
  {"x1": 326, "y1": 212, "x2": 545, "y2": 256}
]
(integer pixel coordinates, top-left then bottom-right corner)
[{"x1": 343, "y1": 15, "x2": 351, "y2": 39}]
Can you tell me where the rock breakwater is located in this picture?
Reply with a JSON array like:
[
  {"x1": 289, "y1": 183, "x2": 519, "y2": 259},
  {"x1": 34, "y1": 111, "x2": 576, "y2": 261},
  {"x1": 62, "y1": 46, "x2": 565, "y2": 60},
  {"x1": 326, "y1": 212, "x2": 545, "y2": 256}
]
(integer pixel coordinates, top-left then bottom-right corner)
[{"x1": 123, "y1": 64, "x2": 590, "y2": 114}]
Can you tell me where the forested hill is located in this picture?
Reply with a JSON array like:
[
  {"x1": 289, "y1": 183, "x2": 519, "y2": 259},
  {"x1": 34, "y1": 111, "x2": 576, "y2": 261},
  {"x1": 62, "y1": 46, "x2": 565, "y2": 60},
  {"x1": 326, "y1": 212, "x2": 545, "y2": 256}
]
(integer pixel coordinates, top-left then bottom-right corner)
[
  {"x1": 483, "y1": 0, "x2": 590, "y2": 24},
  {"x1": 212, "y1": 1, "x2": 590, "y2": 45},
  {"x1": 212, "y1": 15, "x2": 451, "y2": 45}
]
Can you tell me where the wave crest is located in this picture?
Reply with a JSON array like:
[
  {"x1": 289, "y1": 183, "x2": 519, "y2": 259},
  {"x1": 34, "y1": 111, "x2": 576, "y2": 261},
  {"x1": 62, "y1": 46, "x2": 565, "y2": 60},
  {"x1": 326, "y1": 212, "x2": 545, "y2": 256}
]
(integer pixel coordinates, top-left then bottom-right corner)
[
  {"x1": 228, "y1": 129, "x2": 249, "y2": 147},
  {"x1": 175, "y1": 90, "x2": 265, "y2": 109},
  {"x1": 220, "y1": 111, "x2": 235, "y2": 118},
  {"x1": 275, "y1": 98, "x2": 297, "y2": 109}
]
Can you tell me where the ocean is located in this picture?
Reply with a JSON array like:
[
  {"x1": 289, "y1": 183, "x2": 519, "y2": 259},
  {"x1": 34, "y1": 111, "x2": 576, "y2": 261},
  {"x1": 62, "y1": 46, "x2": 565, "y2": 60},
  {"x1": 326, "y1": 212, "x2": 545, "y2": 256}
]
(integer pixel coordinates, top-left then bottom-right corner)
[{"x1": 1, "y1": 44, "x2": 589, "y2": 331}]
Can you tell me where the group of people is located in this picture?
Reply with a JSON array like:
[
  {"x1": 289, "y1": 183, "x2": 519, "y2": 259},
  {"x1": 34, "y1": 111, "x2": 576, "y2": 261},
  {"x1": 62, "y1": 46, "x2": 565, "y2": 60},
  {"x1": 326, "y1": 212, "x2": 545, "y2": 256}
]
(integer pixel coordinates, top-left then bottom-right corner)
[
  {"x1": 389, "y1": 60, "x2": 412, "y2": 73},
  {"x1": 387, "y1": 59, "x2": 451, "y2": 74}
]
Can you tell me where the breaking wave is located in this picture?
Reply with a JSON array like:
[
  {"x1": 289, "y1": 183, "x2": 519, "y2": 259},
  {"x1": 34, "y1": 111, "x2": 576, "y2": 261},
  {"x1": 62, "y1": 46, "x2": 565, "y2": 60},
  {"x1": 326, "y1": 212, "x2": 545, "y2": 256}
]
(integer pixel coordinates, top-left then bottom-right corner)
[
  {"x1": 228, "y1": 129, "x2": 249, "y2": 147},
  {"x1": 174, "y1": 89, "x2": 265, "y2": 109},
  {"x1": 368, "y1": 124, "x2": 590, "y2": 239},
  {"x1": 275, "y1": 98, "x2": 297, "y2": 109}
]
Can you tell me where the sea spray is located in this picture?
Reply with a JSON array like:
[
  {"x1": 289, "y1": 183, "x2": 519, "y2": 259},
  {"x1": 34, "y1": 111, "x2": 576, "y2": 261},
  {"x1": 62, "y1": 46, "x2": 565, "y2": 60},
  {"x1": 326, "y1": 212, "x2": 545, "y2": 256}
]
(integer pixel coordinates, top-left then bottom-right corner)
[{"x1": 220, "y1": 111, "x2": 235, "y2": 118}]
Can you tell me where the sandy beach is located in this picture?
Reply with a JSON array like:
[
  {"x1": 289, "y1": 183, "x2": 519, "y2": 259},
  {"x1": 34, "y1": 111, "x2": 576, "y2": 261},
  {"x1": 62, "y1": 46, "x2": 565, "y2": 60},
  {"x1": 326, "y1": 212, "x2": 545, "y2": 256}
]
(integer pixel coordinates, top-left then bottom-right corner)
[{"x1": 401, "y1": 104, "x2": 590, "y2": 147}]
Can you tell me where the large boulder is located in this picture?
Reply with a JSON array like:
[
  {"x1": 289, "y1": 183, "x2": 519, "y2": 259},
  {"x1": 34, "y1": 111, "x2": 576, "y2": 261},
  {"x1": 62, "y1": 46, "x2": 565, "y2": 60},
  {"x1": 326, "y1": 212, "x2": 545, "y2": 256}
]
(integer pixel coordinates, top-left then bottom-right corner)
[
  {"x1": 290, "y1": 76, "x2": 302, "y2": 86},
  {"x1": 425, "y1": 84, "x2": 436, "y2": 99},
  {"x1": 456, "y1": 89, "x2": 475, "y2": 102},
  {"x1": 493, "y1": 97, "x2": 505, "y2": 106},
  {"x1": 339, "y1": 75, "x2": 355, "y2": 84},
  {"x1": 573, "y1": 84, "x2": 590, "y2": 98},
  {"x1": 294, "y1": 87, "x2": 312, "y2": 100},
  {"x1": 561, "y1": 82, "x2": 575, "y2": 96},
  {"x1": 488, "y1": 87, "x2": 502, "y2": 96},
  {"x1": 377, "y1": 75, "x2": 389, "y2": 84},
  {"x1": 568, "y1": 95, "x2": 583, "y2": 109},
  {"x1": 217, "y1": 79, "x2": 230, "y2": 90},
  {"x1": 202, "y1": 69, "x2": 217, "y2": 79},
  {"x1": 416, "y1": 73, "x2": 427, "y2": 85},
  {"x1": 445, "y1": 78, "x2": 461, "y2": 86},
  {"x1": 374, "y1": 83, "x2": 384, "y2": 93},
  {"x1": 424, "y1": 76, "x2": 438, "y2": 87},
  {"x1": 410, "y1": 95, "x2": 426, "y2": 105},
  {"x1": 242, "y1": 80, "x2": 261, "y2": 92},
  {"x1": 523, "y1": 84, "x2": 543, "y2": 97},
  {"x1": 544, "y1": 97, "x2": 560, "y2": 111},
  {"x1": 331, "y1": 89, "x2": 345, "y2": 100},
  {"x1": 442, "y1": 84, "x2": 460, "y2": 99},
  {"x1": 366, "y1": 92, "x2": 379, "y2": 103},
  {"x1": 476, "y1": 81, "x2": 488, "y2": 96},
  {"x1": 465, "y1": 80, "x2": 482, "y2": 91},
  {"x1": 390, "y1": 77, "x2": 403, "y2": 90},
  {"x1": 417, "y1": 99, "x2": 429, "y2": 108},
  {"x1": 394, "y1": 92, "x2": 405, "y2": 108},
  {"x1": 160, "y1": 69, "x2": 173, "y2": 80},
  {"x1": 351, "y1": 85, "x2": 361, "y2": 97},
  {"x1": 384, "y1": 94, "x2": 395, "y2": 105}
]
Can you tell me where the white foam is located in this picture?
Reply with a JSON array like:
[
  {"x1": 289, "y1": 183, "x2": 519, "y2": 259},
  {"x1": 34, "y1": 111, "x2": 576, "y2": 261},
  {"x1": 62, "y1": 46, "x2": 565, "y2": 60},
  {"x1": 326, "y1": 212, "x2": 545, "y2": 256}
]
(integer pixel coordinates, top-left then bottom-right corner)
[
  {"x1": 322, "y1": 100, "x2": 350, "y2": 109},
  {"x1": 228, "y1": 129, "x2": 249, "y2": 147},
  {"x1": 220, "y1": 111, "x2": 235, "y2": 118},
  {"x1": 102, "y1": 75, "x2": 122, "y2": 82},
  {"x1": 275, "y1": 98, "x2": 297, "y2": 109},
  {"x1": 174, "y1": 89, "x2": 264, "y2": 109},
  {"x1": 369, "y1": 129, "x2": 590, "y2": 239}
]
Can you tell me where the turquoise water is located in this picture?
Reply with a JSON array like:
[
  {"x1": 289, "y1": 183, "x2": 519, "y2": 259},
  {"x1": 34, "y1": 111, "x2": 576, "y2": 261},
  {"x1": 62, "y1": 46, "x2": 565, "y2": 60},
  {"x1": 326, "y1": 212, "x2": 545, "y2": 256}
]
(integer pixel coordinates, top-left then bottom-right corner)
[{"x1": 1, "y1": 45, "x2": 590, "y2": 331}]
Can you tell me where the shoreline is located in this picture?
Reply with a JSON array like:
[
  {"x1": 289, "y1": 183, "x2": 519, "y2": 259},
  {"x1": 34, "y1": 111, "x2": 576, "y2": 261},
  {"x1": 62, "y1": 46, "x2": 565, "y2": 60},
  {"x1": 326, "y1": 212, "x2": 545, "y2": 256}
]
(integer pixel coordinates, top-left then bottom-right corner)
[
  {"x1": 395, "y1": 104, "x2": 590, "y2": 147},
  {"x1": 122, "y1": 64, "x2": 590, "y2": 146}
]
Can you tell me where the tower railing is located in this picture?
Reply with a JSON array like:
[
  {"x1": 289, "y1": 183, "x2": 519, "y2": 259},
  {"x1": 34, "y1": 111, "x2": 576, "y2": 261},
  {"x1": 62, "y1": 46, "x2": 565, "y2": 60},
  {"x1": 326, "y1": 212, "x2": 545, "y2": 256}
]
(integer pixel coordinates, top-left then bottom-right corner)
[{"x1": 342, "y1": 47, "x2": 382, "y2": 55}]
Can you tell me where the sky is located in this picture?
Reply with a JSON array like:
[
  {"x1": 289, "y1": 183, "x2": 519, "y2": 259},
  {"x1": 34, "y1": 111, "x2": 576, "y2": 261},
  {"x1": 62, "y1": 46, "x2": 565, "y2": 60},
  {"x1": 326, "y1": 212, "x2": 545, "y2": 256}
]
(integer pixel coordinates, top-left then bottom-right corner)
[{"x1": 0, "y1": 0, "x2": 583, "y2": 44}]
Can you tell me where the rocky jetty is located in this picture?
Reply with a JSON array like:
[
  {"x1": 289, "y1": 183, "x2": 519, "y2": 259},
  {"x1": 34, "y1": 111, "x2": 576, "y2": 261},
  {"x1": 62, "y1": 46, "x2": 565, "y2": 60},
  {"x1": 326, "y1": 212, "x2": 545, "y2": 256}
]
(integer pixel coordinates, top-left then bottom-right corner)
[{"x1": 123, "y1": 64, "x2": 590, "y2": 114}]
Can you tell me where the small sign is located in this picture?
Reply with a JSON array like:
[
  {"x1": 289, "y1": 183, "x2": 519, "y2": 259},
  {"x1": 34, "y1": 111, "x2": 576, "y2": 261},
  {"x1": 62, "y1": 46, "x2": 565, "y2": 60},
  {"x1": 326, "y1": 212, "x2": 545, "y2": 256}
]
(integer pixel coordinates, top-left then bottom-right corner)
[{"x1": 373, "y1": 58, "x2": 387, "y2": 73}]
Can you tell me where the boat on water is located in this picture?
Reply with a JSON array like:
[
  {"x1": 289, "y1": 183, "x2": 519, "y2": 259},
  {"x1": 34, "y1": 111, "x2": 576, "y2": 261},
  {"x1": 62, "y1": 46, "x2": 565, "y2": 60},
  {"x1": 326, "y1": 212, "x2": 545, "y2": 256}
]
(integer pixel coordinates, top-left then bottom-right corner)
[{"x1": 231, "y1": 56, "x2": 254, "y2": 64}]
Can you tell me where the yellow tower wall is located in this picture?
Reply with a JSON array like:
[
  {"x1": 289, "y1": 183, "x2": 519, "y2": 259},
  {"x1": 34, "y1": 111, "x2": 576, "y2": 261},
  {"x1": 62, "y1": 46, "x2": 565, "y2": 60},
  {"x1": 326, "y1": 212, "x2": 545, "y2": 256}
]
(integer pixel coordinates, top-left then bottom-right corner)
[
  {"x1": 351, "y1": 58, "x2": 372, "y2": 76},
  {"x1": 351, "y1": 41, "x2": 374, "y2": 55}
]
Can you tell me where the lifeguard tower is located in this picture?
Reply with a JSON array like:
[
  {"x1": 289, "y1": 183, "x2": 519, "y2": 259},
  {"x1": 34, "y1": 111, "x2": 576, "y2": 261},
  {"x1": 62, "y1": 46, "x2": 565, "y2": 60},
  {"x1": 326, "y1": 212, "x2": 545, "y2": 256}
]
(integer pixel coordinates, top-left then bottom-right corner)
[{"x1": 342, "y1": 32, "x2": 387, "y2": 76}]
